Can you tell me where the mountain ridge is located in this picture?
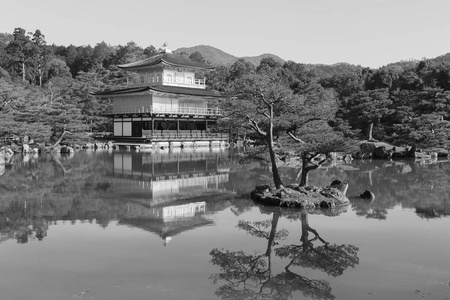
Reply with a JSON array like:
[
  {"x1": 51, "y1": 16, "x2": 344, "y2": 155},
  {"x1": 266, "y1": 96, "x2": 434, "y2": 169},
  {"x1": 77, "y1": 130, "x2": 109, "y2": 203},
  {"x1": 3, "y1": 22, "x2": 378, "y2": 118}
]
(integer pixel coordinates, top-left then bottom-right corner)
[
  {"x1": 174, "y1": 44, "x2": 450, "y2": 79},
  {"x1": 174, "y1": 45, "x2": 367, "y2": 78},
  {"x1": 174, "y1": 45, "x2": 285, "y2": 67}
]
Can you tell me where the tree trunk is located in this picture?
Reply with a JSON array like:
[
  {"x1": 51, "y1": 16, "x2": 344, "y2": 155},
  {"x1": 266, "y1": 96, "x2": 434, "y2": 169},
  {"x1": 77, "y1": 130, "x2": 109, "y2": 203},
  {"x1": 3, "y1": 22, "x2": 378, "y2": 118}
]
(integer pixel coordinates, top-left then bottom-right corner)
[
  {"x1": 299, "y1": 153, "x2": 325, "y2": 187},
  {"x1": 39, "y1": 69, "x2": 43, "y2": 87},
  {"x1": 47, "y1": 130, "x2": 73, "y2": 151},
  {"x1": 300, "y1": 213, "x2": 310, "y2": 252},
  {"x1": 367, "y1": 170, "x2": 373, "y2": 186},
  {"x1": 22, "y1": 62, "x2": 26, "y2": 82},
  {"x1": 51, "y1": 130, "x2": 70, "y2": 148},
  {"x1": 300, "y1": 155, "x2": 310, "y2": 187},
  {"x1": 268, "y1": 135, "x2": 283, "y2": 189},
  {"x1": 268, "y1": 105, "x2": 283, "y2": 189},
  {"x1": 300, "y1": 212, "x2": 326, "y2": 250},
  {"x1": 367, "y1": 122, "x2": 374, "y2": 141},
  {"x1": 265, "y1": 211, "x2": 280, "y2": 257},
  {"x1": 264, "y1": 210, "x2": 280, "y2": 280}
]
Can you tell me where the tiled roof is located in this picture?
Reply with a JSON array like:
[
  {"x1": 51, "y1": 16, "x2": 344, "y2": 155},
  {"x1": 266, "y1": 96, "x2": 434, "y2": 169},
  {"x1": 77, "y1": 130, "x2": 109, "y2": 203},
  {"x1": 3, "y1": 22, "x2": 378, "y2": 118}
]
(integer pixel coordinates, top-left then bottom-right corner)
[
  {"x1": 119, "y1": 216, "x2": 214, "y2": 239},
  {"x1": 150, "y1": 85, "x2": 223, "y2": 97},
  {"x1": 91, "y1": 86, "x2": 150, "y2": 96},
  {"x1": 117, "y1": 51, "x2": 214, "y2": 70},
  {"x1": 91, "y1": 85, "x2": 223, "y2": 98}
]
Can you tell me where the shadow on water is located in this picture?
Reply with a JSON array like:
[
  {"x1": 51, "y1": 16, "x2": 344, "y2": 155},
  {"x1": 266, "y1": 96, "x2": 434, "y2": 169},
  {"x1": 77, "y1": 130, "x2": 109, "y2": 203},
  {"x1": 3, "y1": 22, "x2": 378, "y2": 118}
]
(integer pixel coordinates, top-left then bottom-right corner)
[{"x1": 209, "y1": 205, "x2": 359, "y2": 300}]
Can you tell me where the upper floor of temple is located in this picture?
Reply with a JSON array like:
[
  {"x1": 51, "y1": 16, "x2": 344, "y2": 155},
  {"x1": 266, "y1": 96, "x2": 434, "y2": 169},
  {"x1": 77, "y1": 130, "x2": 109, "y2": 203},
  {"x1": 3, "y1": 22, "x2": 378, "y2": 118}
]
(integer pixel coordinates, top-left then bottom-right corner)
[{"x1": 118, "y1": 47, "x2": 213, "y2": 89}]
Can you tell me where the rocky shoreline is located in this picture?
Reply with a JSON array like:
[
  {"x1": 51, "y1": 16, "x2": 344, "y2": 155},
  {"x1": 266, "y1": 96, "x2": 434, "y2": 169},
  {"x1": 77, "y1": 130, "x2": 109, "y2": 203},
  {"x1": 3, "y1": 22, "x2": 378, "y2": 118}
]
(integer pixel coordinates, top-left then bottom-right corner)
[
  {"x1": 338, "y1": 141, "x2": 448, "y2": 160},
  {"x1": 251, "y1": 180, "x2": 350, "y2": 209}
]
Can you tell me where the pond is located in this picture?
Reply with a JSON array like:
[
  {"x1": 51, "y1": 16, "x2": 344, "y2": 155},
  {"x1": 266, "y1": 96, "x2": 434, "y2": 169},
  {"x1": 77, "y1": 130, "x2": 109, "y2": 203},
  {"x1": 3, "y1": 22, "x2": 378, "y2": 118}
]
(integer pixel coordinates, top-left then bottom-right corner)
[{"x1": 0, "y1": 149, "x2": 449, "y2": 300}]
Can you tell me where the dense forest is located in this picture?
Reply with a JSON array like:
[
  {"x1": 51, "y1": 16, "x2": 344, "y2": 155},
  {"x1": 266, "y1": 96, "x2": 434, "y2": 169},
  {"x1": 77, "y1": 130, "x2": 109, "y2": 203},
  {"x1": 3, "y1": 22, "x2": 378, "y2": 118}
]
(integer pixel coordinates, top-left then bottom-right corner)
[{"x1": 1, "y1": 27, "x2": 450, "y2": 151}]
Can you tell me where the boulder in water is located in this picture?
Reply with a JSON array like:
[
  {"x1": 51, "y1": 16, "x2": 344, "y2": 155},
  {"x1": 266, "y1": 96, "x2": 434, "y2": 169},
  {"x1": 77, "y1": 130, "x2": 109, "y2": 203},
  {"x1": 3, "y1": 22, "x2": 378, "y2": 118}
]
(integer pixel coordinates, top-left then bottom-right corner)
[{"x1": 360, "y1": 190, "x2": 375, "y2": 200}]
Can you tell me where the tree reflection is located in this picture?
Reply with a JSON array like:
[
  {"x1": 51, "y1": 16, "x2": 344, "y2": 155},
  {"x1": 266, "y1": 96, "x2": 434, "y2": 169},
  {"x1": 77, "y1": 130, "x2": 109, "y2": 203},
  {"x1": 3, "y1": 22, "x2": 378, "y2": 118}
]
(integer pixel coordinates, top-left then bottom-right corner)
[
  {"x1": 350, "y1": 198, "x2": 388, "y2": 220},
  {"x1": 209, "y1": 209, "x2": 359, "y2": 300},
  {"x1": 318, "y1": 159, "x2": 450, "y2": 220},
  {"x1": 210, "y1": 210, "x2": 288, "y2": 299},
  {"x1": 276, "y1": 213, "x2": 359, "y2": 277},
  {"x1": 0, "y1": 202, "x2": 50, "y2": 244}
]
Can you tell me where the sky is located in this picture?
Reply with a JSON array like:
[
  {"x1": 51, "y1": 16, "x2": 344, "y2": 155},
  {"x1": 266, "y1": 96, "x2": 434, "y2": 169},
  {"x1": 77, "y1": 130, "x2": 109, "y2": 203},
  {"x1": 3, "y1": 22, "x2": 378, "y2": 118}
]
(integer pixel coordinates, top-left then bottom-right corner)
[{"x1": 1, "y1": 0, "x2": 450, "y2": 68}]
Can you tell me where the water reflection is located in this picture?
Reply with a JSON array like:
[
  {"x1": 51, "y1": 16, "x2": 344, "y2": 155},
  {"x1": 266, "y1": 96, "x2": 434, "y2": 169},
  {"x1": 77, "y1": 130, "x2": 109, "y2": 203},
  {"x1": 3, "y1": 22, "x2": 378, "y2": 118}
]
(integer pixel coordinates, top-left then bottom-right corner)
[
  {"x1": 119, "y1": 201, "x2": 214, "y2": 246},
  {"x1": 349, "y1": 197, "x2": 388, "y2": 220},
  {"x1": 1, "y1": 150, "x2": 450, "y2": 299},
  {"x1": 109, "y1": 150, "x2": 230, "y2": 202},
  {"x1": 209, "y1": 206, "x2": 359, "y2": 300},
  {"x1": 1, "y1": 151, "x2": 450, "y2": 247},
  {"x1": 311, "y1": 159, "x2": 450, "y2": 220},
  {"x1": 0, "y1": 149, "x2": 237, "y2": 244},
  {"x1": 0, "y1": 201, "x2": 50, "y2": 244},
  {"x1": 110, "y1": 150, "x2": 233, "y2": 244}
]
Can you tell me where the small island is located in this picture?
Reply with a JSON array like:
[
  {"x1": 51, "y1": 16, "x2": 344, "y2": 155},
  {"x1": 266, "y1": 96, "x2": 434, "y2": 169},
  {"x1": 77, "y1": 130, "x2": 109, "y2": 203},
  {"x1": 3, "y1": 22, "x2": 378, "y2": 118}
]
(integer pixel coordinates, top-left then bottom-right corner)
[{"x1": 251, "y1": 180, "x2": 349, "y2": 209}]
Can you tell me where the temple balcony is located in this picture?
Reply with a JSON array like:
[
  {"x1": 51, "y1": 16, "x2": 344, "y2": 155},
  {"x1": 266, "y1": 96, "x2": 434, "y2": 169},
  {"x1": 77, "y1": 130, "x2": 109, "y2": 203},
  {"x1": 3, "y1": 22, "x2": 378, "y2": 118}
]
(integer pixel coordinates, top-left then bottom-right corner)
[
  {"x1": 111, "y1": 130, "x2": 230, "y2": 143},
  {"x1": 142, "y1": 130, "x2": 229, "y2": 141},
  {"x1": 127, "y1": 76, "x2": 206, "y2": 89},
  {"x1": 106, "y1": 105, "x2": 223, "y2": 117}
]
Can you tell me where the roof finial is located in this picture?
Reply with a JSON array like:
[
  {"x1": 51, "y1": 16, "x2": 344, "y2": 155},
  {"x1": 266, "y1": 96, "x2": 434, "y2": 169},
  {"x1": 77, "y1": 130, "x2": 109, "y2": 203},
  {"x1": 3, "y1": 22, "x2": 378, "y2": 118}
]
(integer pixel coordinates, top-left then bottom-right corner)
[{"x1": 159, "y1": 42, "x2": 172, "y2": 53}]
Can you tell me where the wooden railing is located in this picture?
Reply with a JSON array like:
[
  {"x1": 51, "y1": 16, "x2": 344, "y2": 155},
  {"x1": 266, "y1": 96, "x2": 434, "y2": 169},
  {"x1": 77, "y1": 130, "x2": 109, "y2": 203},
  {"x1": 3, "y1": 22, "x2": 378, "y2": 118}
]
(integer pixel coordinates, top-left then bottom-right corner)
[
  {"x1": 142, "y1": 130, "x2": 229, "y2": 140},
  {"x1": 128, "y1": 76, "x2": 206, "y2": 88},
  {"x1": 107, "y1": 106, "x2": 222, "y2": 116}
]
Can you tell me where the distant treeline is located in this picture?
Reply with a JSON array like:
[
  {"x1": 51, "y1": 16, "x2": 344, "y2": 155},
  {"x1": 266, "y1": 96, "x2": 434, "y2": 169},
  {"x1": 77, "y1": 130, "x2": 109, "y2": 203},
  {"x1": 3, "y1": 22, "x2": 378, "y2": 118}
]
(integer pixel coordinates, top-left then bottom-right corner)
[
  {"x1": 209, "y1": 51, "x2": 450, "y2": 152},
  {"x1": 0, "y1": 27, "x2": 449, "y2": 149}
]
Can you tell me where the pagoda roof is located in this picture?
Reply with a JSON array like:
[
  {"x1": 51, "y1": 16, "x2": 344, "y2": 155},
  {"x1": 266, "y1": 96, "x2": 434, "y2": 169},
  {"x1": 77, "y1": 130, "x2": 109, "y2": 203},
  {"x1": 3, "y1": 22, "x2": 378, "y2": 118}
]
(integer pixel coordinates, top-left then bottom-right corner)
[
  {"x1": 119, "y1": 216, "x2": 214, "y2": 239},
  {"x1": 117, "y1": 50, "x2": 215, "y2": 70},
  {"x1": 91, "y1": 85, "x2": 223, "y2": 98},
  {"x1": 150, "y1": 85, "x2": 222, "y2": 97},
  {"x1": 91, "y1": 86, "x2": 149, "y2": 96}
]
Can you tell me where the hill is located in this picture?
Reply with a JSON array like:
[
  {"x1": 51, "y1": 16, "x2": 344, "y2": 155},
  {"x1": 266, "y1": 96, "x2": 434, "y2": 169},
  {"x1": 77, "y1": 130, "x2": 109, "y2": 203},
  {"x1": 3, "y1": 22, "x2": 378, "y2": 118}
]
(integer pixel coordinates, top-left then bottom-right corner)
[
  {"x1": 432, "y1": 52, "x2": 450, "y2": 64},
  {"x1": 176, "y1": 45, "x2": 450, "y2": 80},
  {"x1": 174, "y1": 45, "x2": 284, "y2": 67},
  {"x1": 240, "y1": 53, "x2": 285, "y2": 67},
  {"x1": 303, "y1": 62, "x2": 365, "y2": 79},
  {"x1": 174, "y1": 45, "x2": 364, "y2": 79}
]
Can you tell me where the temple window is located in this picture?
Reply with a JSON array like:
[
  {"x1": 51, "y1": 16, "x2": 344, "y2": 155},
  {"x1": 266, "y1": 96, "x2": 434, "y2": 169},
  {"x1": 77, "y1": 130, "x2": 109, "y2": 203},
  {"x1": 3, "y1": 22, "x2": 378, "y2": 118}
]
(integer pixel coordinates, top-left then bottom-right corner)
[
  {"x1": 166, "y1": 74, "x2": 172, "y2": 82},
  {"x1": 143, "y1": 121, "x2": 152, "y2": 130}
]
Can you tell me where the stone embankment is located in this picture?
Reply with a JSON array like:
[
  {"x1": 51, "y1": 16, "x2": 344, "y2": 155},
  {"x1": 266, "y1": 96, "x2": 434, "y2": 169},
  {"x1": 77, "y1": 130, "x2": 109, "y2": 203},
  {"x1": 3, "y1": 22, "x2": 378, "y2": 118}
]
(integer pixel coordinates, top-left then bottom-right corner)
[
  {"x1": 355, "y1": 141, "x2": 447, "y2": 160},
  {"x1": 0, "y1": 147, "x2": 14, "y2": 165},
  {"x1": 1, "y1": 141, "x2": 113, "y2": 155},
  {"x1": 251, "y1": 180, "x2": 349, "y2": 209},
  {"x1": 327, "y1": 141, "x2": 448, "y2": 161}
]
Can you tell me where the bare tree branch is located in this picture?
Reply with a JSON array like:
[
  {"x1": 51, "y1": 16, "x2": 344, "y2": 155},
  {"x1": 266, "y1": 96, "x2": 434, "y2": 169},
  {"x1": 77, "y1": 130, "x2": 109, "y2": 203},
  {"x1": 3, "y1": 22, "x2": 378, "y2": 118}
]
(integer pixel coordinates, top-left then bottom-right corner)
[
  {"x1": 255, "y1": 107, "x2": 270, "y2": 119},
  {"x1": 259, "y1": 88, "x2": 270, "y2": 107},
  {"x1": 245, "y1": 113, "x2": 267, "y2": 136},
  {"x1": 286, "y1": 129, "x2": 306, "y2": 144}
]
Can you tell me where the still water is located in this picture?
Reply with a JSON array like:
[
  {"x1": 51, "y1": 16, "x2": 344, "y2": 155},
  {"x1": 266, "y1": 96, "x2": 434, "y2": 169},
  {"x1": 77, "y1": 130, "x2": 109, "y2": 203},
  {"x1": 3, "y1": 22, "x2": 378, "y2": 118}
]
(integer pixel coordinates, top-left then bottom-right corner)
[{"x1": 0, "y1": 149, "x2": 449, "y2": 300}]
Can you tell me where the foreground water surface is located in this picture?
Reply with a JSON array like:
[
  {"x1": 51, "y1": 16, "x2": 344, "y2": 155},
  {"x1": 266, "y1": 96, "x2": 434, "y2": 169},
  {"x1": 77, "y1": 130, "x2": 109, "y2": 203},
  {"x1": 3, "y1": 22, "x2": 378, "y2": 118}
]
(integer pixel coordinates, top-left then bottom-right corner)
[{"x1": 0, "y1": 149, "x2": 449, "y2": 300}]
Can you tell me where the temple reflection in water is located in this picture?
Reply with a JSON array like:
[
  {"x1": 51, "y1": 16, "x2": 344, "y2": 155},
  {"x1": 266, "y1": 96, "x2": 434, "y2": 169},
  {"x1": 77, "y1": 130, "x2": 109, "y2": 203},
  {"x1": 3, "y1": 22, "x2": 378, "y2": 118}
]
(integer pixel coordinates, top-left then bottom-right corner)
[
  {"x1": 0, "y1": 149, "x2": 237, "y2": 245},
  {"x1": 110, "y1": 149, "x2": 233, "y2": 244},
  {"x1": 110, "y1": 149, "x2": 230, "y2": 201}
]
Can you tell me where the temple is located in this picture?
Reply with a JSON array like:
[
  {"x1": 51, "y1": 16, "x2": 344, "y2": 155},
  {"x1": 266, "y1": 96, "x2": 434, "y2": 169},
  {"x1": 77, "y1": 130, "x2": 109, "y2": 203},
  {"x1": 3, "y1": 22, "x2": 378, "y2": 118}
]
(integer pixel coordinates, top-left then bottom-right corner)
[{"x1": 92, "y1": 46, "x2": 228, "y2": 148}]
